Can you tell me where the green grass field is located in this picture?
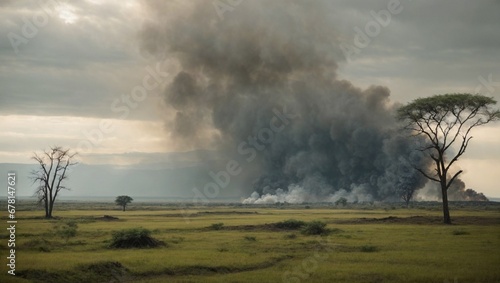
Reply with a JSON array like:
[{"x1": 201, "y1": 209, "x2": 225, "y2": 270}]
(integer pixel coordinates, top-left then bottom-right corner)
[{"x1": 1, "y1": 202, "x2": 499, "y2": 282}]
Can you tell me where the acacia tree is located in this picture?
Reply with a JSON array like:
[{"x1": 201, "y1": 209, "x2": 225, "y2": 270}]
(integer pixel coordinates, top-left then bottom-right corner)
[
  {"x1": 31, "y1": 146, "x2": 78, "y2": 218},
  {"x1": 397, "y1": 93, "x2": 499, "y2": 224},
  {"x1": 115, "y1": 195, "x2": 133, "y2": 211}
]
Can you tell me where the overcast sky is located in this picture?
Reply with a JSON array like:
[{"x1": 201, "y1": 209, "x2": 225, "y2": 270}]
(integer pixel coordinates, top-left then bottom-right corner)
[{"x1": 1, "y1": 0, "x2": 499, "y2": 197}]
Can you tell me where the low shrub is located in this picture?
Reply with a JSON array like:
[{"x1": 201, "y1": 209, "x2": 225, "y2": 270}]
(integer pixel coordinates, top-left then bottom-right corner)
[
  {"x1": 209, "y1": 223, "x2": 224, "y2": 230},
  {"x1": 301, "y1": 221, "x2": 328, "y2": 235},
  {"x1": 109, "y1": 228, "x2": 165, "y2": 249},
  {"x1": 335, "y1": 197, "x2": 348, "y2": 206},
  {"x1": 24, "y1": 238, "x2": 52, "y2": 252},
  {"x1": 53, "y1": 220, "x2": 78, "y2": 243},
  {"x1": 360, "y1": 245, "x2": 378, "y2": 252},
  {"x1": 274, "y1": 219, "x2": 306, "y2": 230},
  {"x1": 452, "y1": 230, "x2": 470, "y2": 235}
]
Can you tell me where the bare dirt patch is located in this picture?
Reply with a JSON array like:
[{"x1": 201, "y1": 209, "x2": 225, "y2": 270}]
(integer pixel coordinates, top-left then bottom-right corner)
[
  {"x1": 205, "y1": 223, "x2": 283, "y2": 232},
  {"x1": 160, "y1": 211, "x2": 259, "y2": 218},
  {"x1": 137, "y1": 255, "x2": 292, "y2": 277},
  {"x1": 196, "y1": 211, "x2": 259, "y2": 215},
  {"x1": 18, "y1": 261, "x2": 130, "y2": 283}
]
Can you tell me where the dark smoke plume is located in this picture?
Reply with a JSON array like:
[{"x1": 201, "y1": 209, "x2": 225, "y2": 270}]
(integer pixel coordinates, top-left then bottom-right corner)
[
  {"x1": 139, "y1": 0, "x2": 475, "y2": 203},
  {"x1": 448, "y1": 179, "x2": 489, "y2": 201}
]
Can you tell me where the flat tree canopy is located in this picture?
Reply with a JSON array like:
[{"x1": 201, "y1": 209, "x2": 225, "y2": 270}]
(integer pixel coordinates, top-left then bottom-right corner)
[
  {"x1": 115, "y1": 195, "x2": 133, "y2": 211},
  {"x1": 397, "y1": 93, "x2": 499, "y2": 224}
]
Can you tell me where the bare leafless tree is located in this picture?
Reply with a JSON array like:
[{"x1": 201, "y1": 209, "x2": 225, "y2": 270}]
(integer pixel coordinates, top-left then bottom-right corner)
[
  {"x1": 31, "y1": 146, "x2": 78, "y2": 218},
  {"x1": 399, "y1": 184, "x2": 415, "y2": 207}
]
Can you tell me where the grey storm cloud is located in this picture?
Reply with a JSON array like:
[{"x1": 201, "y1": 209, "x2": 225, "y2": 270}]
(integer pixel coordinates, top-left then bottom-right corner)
[
  {"x1": 334, "y1": 0, "x2": 500, "y2": 98},
  {"x1": 139, "y1": 0, "x2": 434, "y2": 202},
  {"x1": 0, "y1": 0, "x2": 141, "y2": 118}
]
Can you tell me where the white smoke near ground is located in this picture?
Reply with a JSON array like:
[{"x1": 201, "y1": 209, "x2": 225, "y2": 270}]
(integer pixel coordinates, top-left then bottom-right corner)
[
  {"x1": 243, "y1": 184, "x2": 374, "y2": 204},
  {"x1": 243, "y1": 185, "x2": 309, "y2": 204},
  {"x1": 328, "y1": 185, "x2": 374, "y2": 203}
]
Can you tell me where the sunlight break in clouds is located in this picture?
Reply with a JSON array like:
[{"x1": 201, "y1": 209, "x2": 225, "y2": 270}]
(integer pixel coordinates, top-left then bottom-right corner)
[
  {"x1": 56, "y1": 3, "x2": 78, "y2": 24},
  {"x1": 0, "y1": 115, "x2": 169, "y2": 164}
]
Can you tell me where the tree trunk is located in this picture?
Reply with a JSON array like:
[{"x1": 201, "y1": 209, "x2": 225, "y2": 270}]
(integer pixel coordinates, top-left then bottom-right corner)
[
  {"x1": 48, "y1": 196, "x2": 54, "y2": 218},
  {"x1": 44, "y1": 196, "x2": 50, "y2": 218},
  {"x1": 45, "y1": 208, "x2": 50, "y2": 218},
  {"x1": 46, "y1": 203, "x2": 52, "y2": 218},
  {"x1": 441, "y1": 186, "x2": 451, "y2": 224},
  {"x1": 122, "y1": 205, "x2": 126, "y2": 211}
]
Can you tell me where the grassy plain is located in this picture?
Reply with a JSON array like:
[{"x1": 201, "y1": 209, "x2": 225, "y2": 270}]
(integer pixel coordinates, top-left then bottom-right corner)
[{"x1": 1, "y1": 201, "x2": 499, "y2": 283}]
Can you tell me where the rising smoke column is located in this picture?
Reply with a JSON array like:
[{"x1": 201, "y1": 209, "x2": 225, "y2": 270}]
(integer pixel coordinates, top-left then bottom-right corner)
[{"x1": 139, "y1": 0, "x2": 431, "y2": 202}]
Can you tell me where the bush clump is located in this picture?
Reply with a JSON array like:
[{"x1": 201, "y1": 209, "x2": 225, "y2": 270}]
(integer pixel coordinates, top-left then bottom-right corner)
[
  {"x1": 209, "y1": 223, "x2": 224, "y2": 230},
  {"x1": 24, "y1": 238, "x2": 52, "y2": 252},
  {"x1": 274, "y1": 219, "x2": 306, "y2": 230},
  {"x1": 53, "y1": 220, "x2": 78, "y2": 243},
  {"x1": 301, "y1": 221, "x2": 329, "y2": 235},
  {"x1": 452, "y1": 230, "x2": 470, "y2": 236},
  {"x1": 335, "y1": 197, "x2": 348, "y2": 206},
  {"x1": 109, "y1": 228, "x2": 165, "y2": 249},
  {"x1": 360, "y1": 245, "x2": 378, "y2": 252}
]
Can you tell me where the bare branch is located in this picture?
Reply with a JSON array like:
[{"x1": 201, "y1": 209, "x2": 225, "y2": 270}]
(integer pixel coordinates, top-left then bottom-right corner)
[
  {"x1": 446, "y1": 170, "x2": 463, "y2": 191},
  {"x1": 443, "y1": 106, "x2": 479, "y2": 152},
  {"x1": 414, "y1": 167, "x2": 440, "y2": 183}
]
